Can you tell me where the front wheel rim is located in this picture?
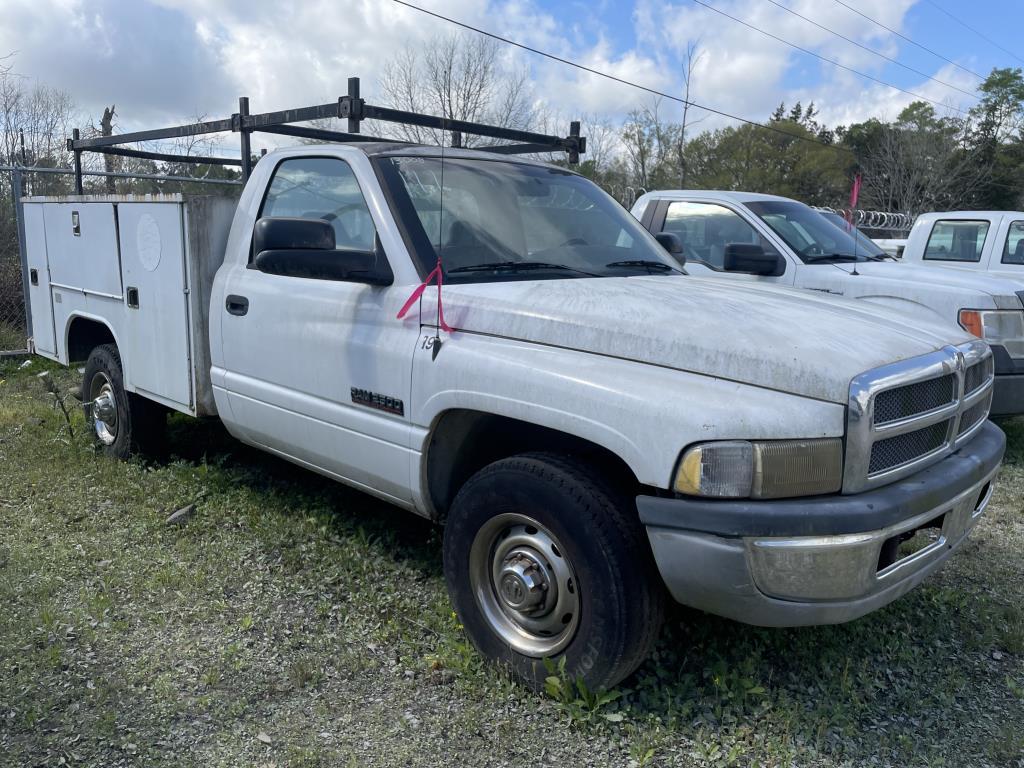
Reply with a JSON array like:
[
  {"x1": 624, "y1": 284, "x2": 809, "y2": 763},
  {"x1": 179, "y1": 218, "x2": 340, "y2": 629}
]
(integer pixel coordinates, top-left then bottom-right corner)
[
  {"x1": 468, "y1": 513, "x2": 580, "y2": 657},
  {"x1": 88, "y1": 372, "x2": 118, "y2": 445}
]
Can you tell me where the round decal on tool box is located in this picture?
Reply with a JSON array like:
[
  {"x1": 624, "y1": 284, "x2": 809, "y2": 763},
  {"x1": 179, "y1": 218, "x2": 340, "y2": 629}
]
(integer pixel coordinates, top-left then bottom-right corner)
[{"x1": 137, "y1": 214, "x2": 162, "y2": 272}]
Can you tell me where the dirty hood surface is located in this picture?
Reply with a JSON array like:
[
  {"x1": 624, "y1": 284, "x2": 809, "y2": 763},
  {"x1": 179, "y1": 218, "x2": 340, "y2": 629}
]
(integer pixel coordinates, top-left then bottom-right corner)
[
  {"x1": 437, "y1": 275, "x2": 975, "y2": 403},
  {"x1": 826, "y1": 261, "x2": 1024, "y2": 303}
]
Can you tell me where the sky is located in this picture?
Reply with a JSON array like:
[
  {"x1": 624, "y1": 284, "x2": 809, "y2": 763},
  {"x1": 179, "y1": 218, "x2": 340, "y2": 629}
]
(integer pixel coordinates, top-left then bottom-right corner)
[{"x1": 2, "y1": 0, "x2": 1023, "y2": 155}]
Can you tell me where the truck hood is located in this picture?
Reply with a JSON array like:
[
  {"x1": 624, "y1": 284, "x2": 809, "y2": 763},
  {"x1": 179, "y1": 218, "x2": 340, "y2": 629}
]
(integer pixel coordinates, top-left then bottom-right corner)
[
  {"x1": 437, "y1": 276, "x2": 975, "y2": 403},
  {"x1": 816, "y1": 261, "x2": 1024, "y2": 308}
]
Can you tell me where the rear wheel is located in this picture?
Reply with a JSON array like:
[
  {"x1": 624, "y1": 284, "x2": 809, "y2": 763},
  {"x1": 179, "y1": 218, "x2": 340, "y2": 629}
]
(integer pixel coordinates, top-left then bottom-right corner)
[
  {"x1": 82, "y1": 344, "x2": 165, "y2": 458},
  {"x1": 443, "y1": 452, "x2": 664, "y2": 691}
]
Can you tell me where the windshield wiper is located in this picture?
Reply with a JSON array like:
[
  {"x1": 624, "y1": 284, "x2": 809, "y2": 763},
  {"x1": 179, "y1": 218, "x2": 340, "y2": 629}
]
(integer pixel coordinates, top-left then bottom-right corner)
[
  {"x1": 446, "y1": 261, "x2": 599, "y2": 277},
  {"x1": 803, "y1": 253, "x2": 862, "y2": 263},
  {"x1": 605, "y1": 259, "x2": 682, "y2": 274}
]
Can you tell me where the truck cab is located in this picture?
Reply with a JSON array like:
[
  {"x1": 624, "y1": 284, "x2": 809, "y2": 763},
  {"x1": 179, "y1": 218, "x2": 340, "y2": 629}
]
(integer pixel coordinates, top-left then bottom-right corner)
[
  {"x1": 633, "y1": 190, "x2": 1024, "y2": 416},
  {"x1": 902, "y1": 210, "x2": 1024, "y2": 280}
]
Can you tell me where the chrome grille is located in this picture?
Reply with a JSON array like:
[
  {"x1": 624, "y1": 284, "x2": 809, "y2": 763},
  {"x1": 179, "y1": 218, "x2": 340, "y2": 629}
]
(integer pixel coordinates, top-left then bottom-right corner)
[
  {"x1": 869, "y1": 420, "x2": 951, "y2": 474},
  {"x1": 964, "y1": 357, "x2": 994, "y2": 396},
  {"x1": 845, "y1": 341, "x2": 995, "y2": 493},
  {"x1": 872, "y1": 374, "x2": 956, "y2": 426},
  {"x1": 958, "y1": 391, "x2": 993, "y2": 436}
]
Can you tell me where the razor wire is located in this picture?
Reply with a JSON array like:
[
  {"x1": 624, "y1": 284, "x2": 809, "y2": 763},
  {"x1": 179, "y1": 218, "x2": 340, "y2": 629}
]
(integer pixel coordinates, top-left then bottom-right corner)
[{"x1": 813, "y1": 206, "x2": 915, "y2": 233}]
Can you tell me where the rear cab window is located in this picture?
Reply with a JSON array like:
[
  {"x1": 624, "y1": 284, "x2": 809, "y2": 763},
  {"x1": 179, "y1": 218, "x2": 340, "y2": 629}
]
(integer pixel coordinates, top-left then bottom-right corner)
[
  {"x1": 1002, "y1": 221, "x2": 1024, "y2": 265},
  {"x1": 923, "y1": 220, "x2": 990, "y2": 263}
]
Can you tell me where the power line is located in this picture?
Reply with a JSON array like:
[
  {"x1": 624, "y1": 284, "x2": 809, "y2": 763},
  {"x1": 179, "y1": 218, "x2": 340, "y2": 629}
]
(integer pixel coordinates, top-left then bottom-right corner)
[
  {"x1": 389, "y1": 0, "x2": 1021, "y2": 198},
  {"x1": 831, "y1": 0, "x2": 986, "y2": 81},
  {"x1": 688, "y1": 0, "x2": 969, "y2": 116},
  {"x1": 391, "y1": 0, "x2": 856, "y2": 156},
  {"x1": 762, "y1": 0, "x2": 977, "y2": 100},
  {"x1": 922, "y1": 0, "x2": 1024, "y2": 67}
]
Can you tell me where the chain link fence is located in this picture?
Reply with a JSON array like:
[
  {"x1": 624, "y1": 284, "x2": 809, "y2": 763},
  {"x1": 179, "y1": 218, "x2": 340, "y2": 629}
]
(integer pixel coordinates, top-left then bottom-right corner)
[{"x1": 0, "y1": 166, "x2": 241, "y2": 355}]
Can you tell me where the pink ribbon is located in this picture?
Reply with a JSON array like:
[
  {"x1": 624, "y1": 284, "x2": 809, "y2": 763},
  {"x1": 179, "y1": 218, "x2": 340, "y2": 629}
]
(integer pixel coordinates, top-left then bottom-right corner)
[{"x1": 396, "y1": 257, "x2": 452, "y2": 333}]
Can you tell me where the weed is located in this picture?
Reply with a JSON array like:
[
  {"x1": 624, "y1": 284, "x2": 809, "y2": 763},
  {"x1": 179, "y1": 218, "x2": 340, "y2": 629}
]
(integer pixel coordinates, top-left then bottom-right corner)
[
  {"x1": 543, "y1": 657, "x2": 622, "y2": 725},
  {"x1": 287, "y1": 655, "x2": 324, "y2": 689}
]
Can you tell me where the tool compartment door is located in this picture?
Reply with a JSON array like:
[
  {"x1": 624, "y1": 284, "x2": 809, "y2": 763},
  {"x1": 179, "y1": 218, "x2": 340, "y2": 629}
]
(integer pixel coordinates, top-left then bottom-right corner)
[
  {"x1": 22, "y1": 203, "x2": 56, "y2": 355},
  {"x1": 42, "y1": 202, "x2": 122, "y2": 297},
  {"x1": 118, "y1": 203, "x2": 193, "y2": 409}
]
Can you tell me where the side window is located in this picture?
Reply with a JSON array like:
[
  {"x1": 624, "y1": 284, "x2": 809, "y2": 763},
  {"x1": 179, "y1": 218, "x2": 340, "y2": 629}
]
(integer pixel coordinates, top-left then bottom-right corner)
[
  {"x1": 663, "y1": 201, "x2": 775, "y2": 269},
  {"x1": 1003, "y1": 221, "x2": 1024, "y2": 265},
  {"x1": 259, "y1": 157, "x2": 376, "y2": 252},
  {"x1": 923, "y1": 220, "x2": 989, "y2": 262}
]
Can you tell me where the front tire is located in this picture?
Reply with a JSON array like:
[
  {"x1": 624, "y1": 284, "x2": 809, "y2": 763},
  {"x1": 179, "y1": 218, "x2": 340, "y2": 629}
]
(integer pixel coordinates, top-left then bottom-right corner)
[
  {"x1": 82, "y1": 344, "x2": 165, "y2": 459},
  {"x1": 443, "y1": 452, "x2": 664, "y2": 690}
]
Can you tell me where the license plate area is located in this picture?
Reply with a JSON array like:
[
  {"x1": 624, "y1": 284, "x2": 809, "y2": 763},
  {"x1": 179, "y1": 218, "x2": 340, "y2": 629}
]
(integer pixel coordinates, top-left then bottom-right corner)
[{"x1": 877, "y1": 514, "x2": 945, "y2": 574}]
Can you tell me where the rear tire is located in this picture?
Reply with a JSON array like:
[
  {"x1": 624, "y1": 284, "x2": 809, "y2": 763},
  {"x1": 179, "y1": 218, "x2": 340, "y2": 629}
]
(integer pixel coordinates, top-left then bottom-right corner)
[
  {"x1": 82, "y1": 344, "x2": 165, "y2": 459},
  {"x1": 443, "y1": 452, "x2": 664, "y2": 691}
]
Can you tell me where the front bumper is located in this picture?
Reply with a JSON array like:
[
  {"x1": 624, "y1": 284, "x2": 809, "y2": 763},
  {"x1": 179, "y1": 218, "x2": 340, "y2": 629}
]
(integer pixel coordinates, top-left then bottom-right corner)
[
  {"x1": 637, "y1": 421, "x2": 1005, "y2": 627},
  {"x1": 991, "y1": 344, "x2": 1024, "y2": 416},
  {"x1": 992, "y1": 374, "x2": 1024, "y2": 416}
]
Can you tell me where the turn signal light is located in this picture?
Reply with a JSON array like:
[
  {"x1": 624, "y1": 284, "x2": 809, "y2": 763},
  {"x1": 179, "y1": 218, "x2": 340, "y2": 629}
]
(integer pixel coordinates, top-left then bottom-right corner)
[{"x1": 958, "y1": 310, "x2": 984, "y2": 338}]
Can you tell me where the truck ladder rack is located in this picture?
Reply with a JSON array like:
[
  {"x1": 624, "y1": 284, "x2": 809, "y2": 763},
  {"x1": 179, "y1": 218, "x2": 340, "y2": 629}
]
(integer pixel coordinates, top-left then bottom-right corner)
[{"x1": 66, "y1": 76, "x2": 587, "y2": 193}]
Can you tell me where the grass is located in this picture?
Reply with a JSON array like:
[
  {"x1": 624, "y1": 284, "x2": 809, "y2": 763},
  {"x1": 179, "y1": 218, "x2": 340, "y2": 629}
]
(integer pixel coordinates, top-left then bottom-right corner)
[
  {"x1": 0, "y1": 357, "x2": 1022, "y2": 767},
  {"x1": 0, "y1": 319, "x2": 27, "y2": 352}
]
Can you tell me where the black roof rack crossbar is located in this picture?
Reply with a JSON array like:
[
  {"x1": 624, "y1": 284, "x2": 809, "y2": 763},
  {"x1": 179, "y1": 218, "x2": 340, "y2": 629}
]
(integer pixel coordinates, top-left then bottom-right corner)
[
  {"x1": 89, "y1": 145, "x2": 243, "y2": 166},
  {"x1": 66, "y1": 76, "x2": 586, "y2": 193},
  {"x1": 257, "y1": 124, "x2": 399, "y2": 144},
  {"x1": 478, "y1": 141, "x2": 571, "y2": 155},
  {"x1": 71, "y1": 117, "x2": 236, "y2": 150}
]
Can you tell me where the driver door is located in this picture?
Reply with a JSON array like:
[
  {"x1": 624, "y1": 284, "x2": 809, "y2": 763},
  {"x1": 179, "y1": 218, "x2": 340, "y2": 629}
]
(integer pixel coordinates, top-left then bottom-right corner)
[
  {"x1": 217, "y1": 155, "x2": 420, "y2": 505},
  {"x1": 656, "y1": 200, "x2": 795, "y2": 285}
]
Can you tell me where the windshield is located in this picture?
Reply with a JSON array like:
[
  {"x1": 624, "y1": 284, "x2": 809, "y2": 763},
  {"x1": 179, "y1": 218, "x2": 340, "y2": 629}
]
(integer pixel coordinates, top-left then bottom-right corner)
[
  {"x1": 745, "y1": 200, "x2": 885, "y2": 262},
  {"x1": 819, "y1": 212, "x2": 888, "y2": 258},
  {"x1": 378, "y1": 156, "x2": 681, "y2": 283}
]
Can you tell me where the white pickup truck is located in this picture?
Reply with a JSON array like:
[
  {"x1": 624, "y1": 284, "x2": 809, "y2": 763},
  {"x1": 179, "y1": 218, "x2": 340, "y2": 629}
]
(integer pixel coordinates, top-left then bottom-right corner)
[
  {"x1": 24, "y1": 122, "x2": 1005, "y2": 690},
  {"x1": 633, "y1": 191, "x2": 1024, "y2": 417},
  {"x1": 901, "y1": 211, "x2": 1024, "y2": 279}
]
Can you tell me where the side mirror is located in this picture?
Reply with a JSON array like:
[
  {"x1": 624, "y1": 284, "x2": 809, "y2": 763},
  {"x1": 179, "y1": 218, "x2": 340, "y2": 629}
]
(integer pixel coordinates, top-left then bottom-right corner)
[
  {"x1": 254, "y1": 216, "x2": 335, "y2": 254},
  {"x1": 654, "y1": 232, "x2": 686, "y2": 266},
  {"x1": 723, "y1": 243, "x2": 786, "y2": 277},
  {"x1": 253, "y1": 217, "x2": 393, "y2": 285}
]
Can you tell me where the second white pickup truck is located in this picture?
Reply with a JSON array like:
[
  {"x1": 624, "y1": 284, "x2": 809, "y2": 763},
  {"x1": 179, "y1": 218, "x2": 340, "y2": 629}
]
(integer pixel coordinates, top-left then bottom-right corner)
[
  {"x1": 22, "y1": 97, "x2": 1006, "y2": 689},
  {"x1": 634, "y1": 190, "x2": 1024, "y2": 416}
]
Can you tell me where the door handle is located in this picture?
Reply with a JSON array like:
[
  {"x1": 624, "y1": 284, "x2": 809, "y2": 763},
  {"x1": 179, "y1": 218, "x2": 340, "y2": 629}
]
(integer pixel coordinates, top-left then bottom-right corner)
[{"x1": 225, "y1": 294, "x2": 249, "y2": 316}]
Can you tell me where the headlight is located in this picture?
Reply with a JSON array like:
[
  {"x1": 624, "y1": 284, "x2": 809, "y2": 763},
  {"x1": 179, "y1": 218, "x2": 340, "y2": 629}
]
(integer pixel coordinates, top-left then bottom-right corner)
[
  {"x1": 958, "y1": 309, "x2": 1024, "y2": 343},
  {"x1": 674, "y1": 439, "x2": 843, "y2": 499}
]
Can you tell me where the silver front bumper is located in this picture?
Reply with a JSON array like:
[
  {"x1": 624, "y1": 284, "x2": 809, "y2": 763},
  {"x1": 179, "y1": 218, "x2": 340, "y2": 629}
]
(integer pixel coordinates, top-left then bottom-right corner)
[{"x1": 645, "y1": 462, "x2": 998, "y2": 627}]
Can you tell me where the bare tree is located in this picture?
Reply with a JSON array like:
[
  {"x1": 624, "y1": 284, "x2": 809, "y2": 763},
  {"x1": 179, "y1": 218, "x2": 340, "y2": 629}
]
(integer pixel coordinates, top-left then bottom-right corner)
[
  {"x1": 677, "y1": 41, "x2": 706, "y2": 188},
  {"x1": 621, "y1": 98, "x2": 680, "y2": 191},
  {"x1": 100, "y1": 105, "x2": 116, "y2": 192},
  {"x1": 579, "y1": 114, "x2": 619, "y2": 172},
  {"x1": 859, "y1": 105, "x2": 987, "y2": 214},
  {"x1": 378, "y1": 33, "x2": 535, "y2": 146},
  {"x1": 0, "y1": 68, "x2": 77, "y2": 168}
]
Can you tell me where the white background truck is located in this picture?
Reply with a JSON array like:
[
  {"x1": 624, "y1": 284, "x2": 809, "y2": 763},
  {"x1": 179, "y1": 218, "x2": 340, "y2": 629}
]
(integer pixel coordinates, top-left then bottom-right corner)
[
  {"x1": 633, "y1": 190, "x2": 1024, "y2": 417},
  {"x1": 23, "y1": 97, "x2": 1005, "y2": 690},
  {"x1": 902, "y1": 210, "x2": 1024, "y2": 280}
]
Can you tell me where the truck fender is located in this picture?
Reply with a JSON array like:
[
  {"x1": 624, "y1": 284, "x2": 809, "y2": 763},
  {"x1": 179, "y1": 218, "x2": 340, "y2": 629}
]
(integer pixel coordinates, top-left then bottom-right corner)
[
  {"x1": 418, "y1": 391, "x2": 647, "y2": 485},
  {"x1": 64, "y1": 313, "x2": 129, "y2": 384}
]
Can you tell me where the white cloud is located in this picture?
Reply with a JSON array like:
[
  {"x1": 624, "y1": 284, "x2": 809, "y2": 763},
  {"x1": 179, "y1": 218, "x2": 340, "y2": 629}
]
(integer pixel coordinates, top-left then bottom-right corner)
[{"x1": 0, "y1": 0, "x2": 987, "y2": 157}]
